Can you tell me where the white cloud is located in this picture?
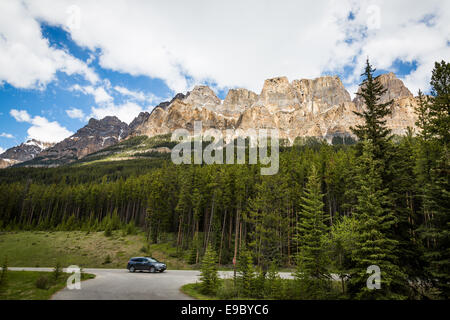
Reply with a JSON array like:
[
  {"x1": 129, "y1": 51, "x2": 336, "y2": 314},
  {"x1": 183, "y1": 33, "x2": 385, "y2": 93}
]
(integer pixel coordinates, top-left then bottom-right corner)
[
  {"x1": 21, "y1": 0, "x2": 450, "y2": 95},
  {"x1": 70, "y1": 84, "x2": 113, "y2": 104},
  {"x1": 0, "y1": 133, "x2": 14, "y2": 139},
  {"x1": 70, "y1": 84, "x2": 149, "y2": 122},
  {"x1": 0, "y1": 147, "x2": 5, "y2": 154},
  {"x1": 66, "y1": 107, "x2": 86, "y2": 120},
  {"x1": 0, "y1": 1, "x2": 98, "y2": 89},
  {"x1": 10, "y1": 109, "x2": 32, "y2": 122},
  {"x1": 113, "y1": 86, "x2": 159, "y2": 103},
  {"x1": 10, "y1": 109, "x2": 73, "y2": 143},
  {"x1": 90, "y1": 102, "x2": 148, "y2": 124},
  {"x1": 335, "y1": 1, "x2": 450, "y2": 95}
]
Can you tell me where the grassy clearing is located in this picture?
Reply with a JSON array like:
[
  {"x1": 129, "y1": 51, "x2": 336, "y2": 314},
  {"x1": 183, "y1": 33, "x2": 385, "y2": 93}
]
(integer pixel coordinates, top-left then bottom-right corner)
[
  {"x1": 0, "y1": 231, "x2": 191, "y2": 269},
  {"x1": 180, "y1": 280, "x2": 256, "y2": 300},
  {"x1": 180, "y1": 283, "x2": 217, "y2": 300},
  {"x1": 0, "y1": 270, "x2": 95, "y2": 300}
]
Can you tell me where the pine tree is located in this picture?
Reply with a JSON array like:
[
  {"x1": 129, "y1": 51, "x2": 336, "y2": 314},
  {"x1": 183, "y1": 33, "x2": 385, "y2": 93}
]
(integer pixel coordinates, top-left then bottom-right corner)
[
  {"x1": 415, "y1": 90, "x2": 431, "y2": 140},
  {"x1": 415, "y1": 60, "x2": 450, "y2": 298},
  {"x1": 427, "y1": 60, "x2": 450, "y2": 143},
  {"x1": 237, "y1": 246, "x2": 255, "y2": 297},
  {"x1": 349, "y1": 139, "x2": 407, "y2": 299},
  {"x1": 199, "y1": 244, "x2": 219, "y2": 295},
  {"x1": 351, "y1": 58, "x2": 393, "y2": 160},
  {"x1": 265, "y1": 261, "x2": 282, "y2": 299},
  {"x1": 294, "y1": 165, "x2": 330, "y2": 298},
  {"x1": 329, "y1": 215, "x2": 359, "y2": 296},
  {"x1": 247, "y1": 175, "x2": 286, "y2": 272}
]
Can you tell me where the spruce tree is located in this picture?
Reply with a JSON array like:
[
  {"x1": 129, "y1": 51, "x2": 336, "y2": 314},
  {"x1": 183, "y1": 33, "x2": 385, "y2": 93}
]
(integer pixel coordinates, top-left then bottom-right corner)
[
  {"x1": 415, "y1": 60, "x2": 450, "y2": 298},
  {"x1": 294, "y1": 165, "x2": 330, "y2": 298},
  {"x1": 265, "y1": 261, "x2": 282, "y2": 299},
  {"x1": 349, "y1": 139, "x2": 407, "y2": 299},
  {"x1": 199, "y1": 244, "x2": 219, "y2": 295},
  {"x1": 351, "y1": 58, "x2": 393, "y2": 160},
  {"x1": 237, "y1": 246, "x2": 255, "y2": 297},
  {"x1": 427, "y1": 60, "x2": 450, "y2": 143}
]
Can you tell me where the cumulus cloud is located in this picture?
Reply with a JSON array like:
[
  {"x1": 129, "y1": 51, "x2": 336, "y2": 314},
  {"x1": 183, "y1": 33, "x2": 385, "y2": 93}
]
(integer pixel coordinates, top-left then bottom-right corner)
[
  {"x1": 90, "y1": 101, "x2": 147, "y2": 124},
  {"x1": 70, "y1": 84, "x2": 152, "y2": 123},
  {"x1": 0, "y1": 1, "x2": 98, "y2": 89},
  {"x1": 10, "y1": 109, "x2": 73, "y2": 143},
  {"x1": 0, "y1": 133, "x2": 14, "y2": 139},
  {"x1": 70, "y1": 84, "x2": 113, "y2": 104},
  {"x1": 66, "y1": 107, "x2": 86, "y2": 120},
  {"x1": 22, "y1": 0, "x2": 450, "y2": 95},
  {"x1": 334, "y1": 1, "x2": 450, "y2": 95},
  {"x1": 10, "y1": 109, "x2": 32, "y2": 122},
  {"x1": 113, "y1": 86, "x2": 160, "y2": 104}
]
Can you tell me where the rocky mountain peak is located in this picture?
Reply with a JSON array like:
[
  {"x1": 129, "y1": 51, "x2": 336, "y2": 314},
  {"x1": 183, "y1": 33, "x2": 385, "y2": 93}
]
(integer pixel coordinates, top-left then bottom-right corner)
[
  {"x1": 25, "y1": 116, "x2": 130, "y2": 166},
  {"x1": 222, "y1": 88, "x2": 258, "y2": 114},
  {"x1": 256, "y1": 76, "x2": 299, "y2": 112},
  {"x1": 354, "y1": 72, "x2": 413, "y2": 107},
  {"x1": 292, "y1": 76, "x2": 352, "y2": 115},
  {"x1": 79, "y1": 116, "x2": 128, "y2": 138},
  {"x1": 0, "y1": 139, "x2": 55, "y2": 167},
  {"x1": 129, "y1": 112, "x2": 151, "y2": 131},
  {"x1": 184, "y1": 85, "x2": 221, "y2": 108},
  {"x1": 153, "y1": 92, "x2": 190, "y2": 113}
]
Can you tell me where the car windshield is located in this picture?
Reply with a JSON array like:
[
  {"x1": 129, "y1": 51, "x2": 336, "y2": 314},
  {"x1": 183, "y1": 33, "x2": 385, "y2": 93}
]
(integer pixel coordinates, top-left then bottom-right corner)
[{"x1": 146, "y1": 258, "x2": 158, "y2": 263}]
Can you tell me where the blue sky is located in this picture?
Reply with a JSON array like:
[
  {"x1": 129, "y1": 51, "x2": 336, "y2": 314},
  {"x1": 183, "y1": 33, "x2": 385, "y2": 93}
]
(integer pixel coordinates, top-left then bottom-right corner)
[{"x1": 0, "y1": 0, "x2": 449, "y2": 152}]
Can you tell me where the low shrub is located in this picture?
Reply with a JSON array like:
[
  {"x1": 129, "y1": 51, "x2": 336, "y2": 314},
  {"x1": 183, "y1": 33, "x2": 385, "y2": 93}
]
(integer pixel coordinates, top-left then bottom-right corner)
[{"x1": 35, "y1": 275, "x2": 50, "y2": 290}]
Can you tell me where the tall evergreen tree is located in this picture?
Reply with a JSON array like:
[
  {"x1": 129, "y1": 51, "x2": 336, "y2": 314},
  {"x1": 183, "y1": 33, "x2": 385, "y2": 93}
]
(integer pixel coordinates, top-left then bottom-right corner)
[
  {"x1": 199, "y1": 244, "x2": 219, "y2": 295},
  {"x1": 351, "y1": 58, "x2": 393, "y2": 160},
  {"x1": 237, "y1": 246, "x2": 255, "y2": 297},
  {"x1": 294, "y1": 165, "x2": 330, "y2": 297},
  {"x1": 427, "y1": 60, "x2": 450, "y2": 143},
  {"x1": 415, "y1": 60, "x2": 450, "y2": 298},
  {"x1": 349, "y1": 139, "x2": 407, "y2": 299}
]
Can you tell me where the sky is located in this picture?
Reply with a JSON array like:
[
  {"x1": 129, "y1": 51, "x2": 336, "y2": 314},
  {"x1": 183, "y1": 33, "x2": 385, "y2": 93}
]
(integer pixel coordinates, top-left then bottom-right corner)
[{"x1": 0, "y1": 0, "x2": 449, "y2": 152}]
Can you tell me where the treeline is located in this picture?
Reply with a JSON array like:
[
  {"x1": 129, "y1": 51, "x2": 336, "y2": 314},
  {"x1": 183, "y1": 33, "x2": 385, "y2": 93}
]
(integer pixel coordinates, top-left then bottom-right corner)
[{"x1": 0, "y1": 60, "x2": 448, "y2": 299}]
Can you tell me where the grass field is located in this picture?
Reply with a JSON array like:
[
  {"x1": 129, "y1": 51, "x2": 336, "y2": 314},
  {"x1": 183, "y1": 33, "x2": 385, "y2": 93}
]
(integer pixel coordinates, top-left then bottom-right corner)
[
  {"x1": 180, "y1": 280, "x2": 255, "y2": 300},
  {"x1": 0, "y1": 231, "x2": 190, "y2": 269},
  {"x1": 0, "y1": 271, "x2": 95, "y2": 300},
  {"x1": 180, "y1": 283, "x2": 216, "y2": 300}
]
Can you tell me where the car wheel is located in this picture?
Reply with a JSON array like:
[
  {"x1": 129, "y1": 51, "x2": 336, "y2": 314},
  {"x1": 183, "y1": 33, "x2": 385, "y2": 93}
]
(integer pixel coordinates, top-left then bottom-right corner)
[
  {"x1": 149, "y1": 266, "x2": 156, "y2": 273},
  {"x1": 159, "y1": 270, "x2": 164, "y2": 273},
  {"x1": 129, "y1": 266, "x2": 135, "y2": 273}
]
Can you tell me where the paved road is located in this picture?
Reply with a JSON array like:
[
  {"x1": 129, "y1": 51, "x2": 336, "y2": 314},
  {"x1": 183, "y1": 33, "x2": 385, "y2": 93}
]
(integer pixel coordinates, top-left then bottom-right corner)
[{"x1": 9, "y1": 267, "x2": 294, "y2": 300}]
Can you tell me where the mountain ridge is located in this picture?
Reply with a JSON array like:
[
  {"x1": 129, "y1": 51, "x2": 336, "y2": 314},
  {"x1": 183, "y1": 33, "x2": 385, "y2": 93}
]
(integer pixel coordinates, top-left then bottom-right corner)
[{"x1": 2, "y1": 72, "x2": 420, "y2": 168}]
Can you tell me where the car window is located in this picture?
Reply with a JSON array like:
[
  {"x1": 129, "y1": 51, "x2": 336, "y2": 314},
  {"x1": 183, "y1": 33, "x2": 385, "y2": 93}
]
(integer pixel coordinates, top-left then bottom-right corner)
[{"x1": 146, "y1": 258, "x2": 157, "y2": 263}]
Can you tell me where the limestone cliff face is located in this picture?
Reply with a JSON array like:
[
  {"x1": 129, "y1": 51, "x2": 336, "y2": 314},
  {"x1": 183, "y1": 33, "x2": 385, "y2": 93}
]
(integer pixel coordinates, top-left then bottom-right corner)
[
  {"x1": 132, "y1": 86, "x2": 239, "y2": 138},
  {"x1": 293, "y1": 76, "x2": 352, "y2": 115},
  {"x1": 219, "y1": 88, "x2": 258, "y2": 116},
  {"x1": 354, "y1": 72, "x2": 413, "y2": 107},
  {"x1": 130, "y1": 72, "x2": 419, "y2": 144}
]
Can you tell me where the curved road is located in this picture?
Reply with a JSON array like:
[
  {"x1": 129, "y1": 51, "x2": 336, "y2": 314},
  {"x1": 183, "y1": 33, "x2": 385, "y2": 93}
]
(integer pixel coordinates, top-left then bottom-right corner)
[{"x1": 9, "y1": 267, "x2": 295, "y2": 300}]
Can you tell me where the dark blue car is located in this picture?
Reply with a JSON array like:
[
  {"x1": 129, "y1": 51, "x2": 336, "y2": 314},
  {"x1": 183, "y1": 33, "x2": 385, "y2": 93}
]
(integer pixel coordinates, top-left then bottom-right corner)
[{"x1": 127, "y1": 257, "x2": 167, "y2": 273}]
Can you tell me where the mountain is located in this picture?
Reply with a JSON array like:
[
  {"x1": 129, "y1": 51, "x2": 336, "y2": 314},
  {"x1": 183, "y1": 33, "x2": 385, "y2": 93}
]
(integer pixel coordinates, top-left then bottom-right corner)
[
  {"x1": 131, "y1": 72, "x2": 419, "y2": 143},
  {"x1": 19, "y1": 116, "x2": 129, "y2": 167},
  {"x1": 5, "y1": 72, "x2": 420, "y2": 168},
  {"x1": 0, "y1": 139, "x2": 54, "y2": 168}
]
